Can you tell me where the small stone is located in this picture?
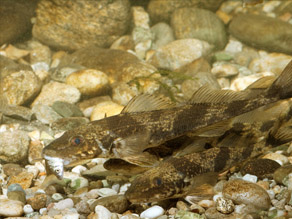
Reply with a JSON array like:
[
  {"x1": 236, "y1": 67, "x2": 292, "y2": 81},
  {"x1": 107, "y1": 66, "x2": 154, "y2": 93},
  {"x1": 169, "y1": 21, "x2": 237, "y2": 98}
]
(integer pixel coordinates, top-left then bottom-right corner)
[
  {"x1": 262, "y1": 153, "x2": 289, "y2": 166},
  {"x1": 28, "y1": 140, "x2": 44, "y2": 165},
  {"x1": 223, "y1": 179, "x2": 271, "y2": 211},
  {"x1": 0, "y1": 70, "x2": 42, "y2": 105},
  {"x1": 90, "y1": 101, "x2": 124, "y2": 121},
  {"x1": 148, "y1": 39, "x2": 213, "y2": 71},
  {"x1": 140, "y1": 205, "x2": 164, "y2": 219},
  {"x1": 216, "y1": 197, "x2": 234, "y2": 214},
  {"x1": 75, "y1": 200, "x2": 91, "y2": 215},
  {"x1": 70, "y1": 177, "x2": 89, "y2": 191},
  {"x1": 52, "y1": 193, "x2": 64, "y2": 202},
  {"x1": 32, "y1": 81, "x2": 81, "y2": 107},
  {"x1": 3, "y1": 164, "x2": 23, "y2": 177},
  {"x1": 211, "y1": 62, "x2": 239, "y2": 78},
  {"x1": 51, "y1": 101, "x2": 83, "y2": 118},
  {"x1": 0, "y1": 199, "x2": 24, "y2": 217},
  {"x1": 32, "y1": 104, "x2": 62, "y2": 125},
  {"x1": 71, "y1": 165, "x2": 87, "y2": 175},
  {"x1": 176, "y1": 201, "x2": 190, "y2": 211},
  {"x1": 54, "y1": 198, "x2": 74, "y2": 210},
  {"x1": 89, "y1": 195, "x2": 129, "y2": 214},
  {"x1": 242, "y1": 174, "x2": 258, "y2": 183},
  {"x1": 66, "y1": 69, "x2": 110, "y2": 96},
  {"x1": 7, "y1": 184, "x2": 26, "y2": 204},
  {"x1": 95, "y1": 205, "x2": 112, "y2": 219},
  {"x1": 23, "y1": 204, "x2": 34, "y2": 214},
  {"x1": 8, "y1": 172, "x2": 34, "y2": 189},
  {"x1": 151, "y1": 22, "x2": 175, "y2": 50},
  {"x1": 27, "y1": 193, "x2": 47, "y2": 210},
  {"x1": 273, "y1": 164, "x2": 292, "y2": 185},
  {"x1": 175, "y1": 210, "x2": 204, "y2": 219},
  {"x1": 96, "y1": 188, "x2": 118, "y2": 197}
]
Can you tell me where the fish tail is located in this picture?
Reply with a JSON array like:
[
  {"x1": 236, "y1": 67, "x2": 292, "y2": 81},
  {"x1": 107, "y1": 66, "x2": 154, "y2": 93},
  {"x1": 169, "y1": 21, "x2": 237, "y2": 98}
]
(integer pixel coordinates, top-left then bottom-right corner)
[{"x1": 267, "y1": 60, "x2": 292, "y2": 99}]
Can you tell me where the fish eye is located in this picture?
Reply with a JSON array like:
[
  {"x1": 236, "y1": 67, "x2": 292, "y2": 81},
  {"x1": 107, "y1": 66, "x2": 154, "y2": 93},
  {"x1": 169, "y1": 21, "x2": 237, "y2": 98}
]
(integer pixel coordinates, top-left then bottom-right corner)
[
  {"x1": 153, "y1": 177, "x2": 162, "y2": 186},
  {"x1": 71, "y1": 136, "x2": 83, "y2": 146}
]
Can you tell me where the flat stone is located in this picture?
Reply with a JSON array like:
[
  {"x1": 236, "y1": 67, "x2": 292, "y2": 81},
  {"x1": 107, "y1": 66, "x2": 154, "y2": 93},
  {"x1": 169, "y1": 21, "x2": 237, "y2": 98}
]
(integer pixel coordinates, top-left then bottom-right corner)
[
  {"x1": 27, "y1": 193, "x2": 47, "y2": 210},
  {"x1": 0, "y1": 199, "x2": 24, "y2": 217},
  {"x1": 0, "y1": 130, "x2": 30, "y2": 163},
  {"x1": 32, "y1": 104, "x2": 63, "y2": 125},
  {"x1": 171, "y1": 7, "x2": 227, "y2": 50},
  {"x1": 8, "y1": 172, "x2": 34, "y2": 189},
  {"x1": 31, "y1": 82, "x2": 81, "y2": 107},
  {"x1": 33, "y1": 0, "x2": 131, "y2": 50},
  {"x1": 51, "y1": 101, "x2": 83, "y2": 118},
  {"x1": 148, "y1": 39, "x2": 213, "y2": 71},
  {"x1": 229, "y1": 13, "x2": 292, "y2": 55}
]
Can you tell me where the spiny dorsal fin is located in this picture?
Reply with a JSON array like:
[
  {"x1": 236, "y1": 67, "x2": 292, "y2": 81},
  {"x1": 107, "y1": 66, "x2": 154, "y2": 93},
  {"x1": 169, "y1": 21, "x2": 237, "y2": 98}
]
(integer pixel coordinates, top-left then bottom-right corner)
[
  {"x1": 245, "y1": 76, "x2": 276, "y2": 90},
  {"x1": 121, "y1": 93, "x2": 174, "y2": 113},
  {"x1": 189, "y1": 85, "x2": 247, "y2": 104}
]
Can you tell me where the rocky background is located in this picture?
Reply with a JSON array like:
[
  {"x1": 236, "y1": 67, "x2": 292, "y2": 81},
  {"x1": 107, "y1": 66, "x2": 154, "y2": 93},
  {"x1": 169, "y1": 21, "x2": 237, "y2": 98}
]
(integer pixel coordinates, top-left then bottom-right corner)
[{"x1": 0, "y1": 0, "x2": 292, "y2": 218}]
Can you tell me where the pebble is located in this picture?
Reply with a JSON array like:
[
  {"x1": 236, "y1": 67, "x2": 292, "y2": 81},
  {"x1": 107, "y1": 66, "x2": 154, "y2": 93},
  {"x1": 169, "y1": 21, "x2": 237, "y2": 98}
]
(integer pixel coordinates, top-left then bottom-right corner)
[
  {"x1": 7, "y1": 184, "x2": 26, "y2": 204},
  {"x1": 151, "y1": 22, "x2": 175, "y2": 50},
  {"x1": 26, "y1": 193, "x2": 47, "y2": 210},
  {"x1": 89, "y1": 195, "x2": 129, "y2": 214},
  {"x1": 0, "y1": 70, "x2": 42, "y2": 105},
  {"x1": 95, "y1": 205, "x2": 112, "y2": 219},
  {"x1": 71, "y1": 165, "x2": 87, "y2": 175},
  {"x1": 3, "y1": 163, "x2": 24, "y2": 176},
  {"x1": 0, "y1": 130, "x2": 30, "y2": 163},
  {"x1": 140, "y1": 205, "x2": 164, "y2": 219},
  {"x1": 31, "y1": 81, "x2": 81, "y2": 107},
  {"x1": 262, "y1": 153, "x2": 289, "y2": 166},
  {"x1": 32, "y1": 104, "x2": 63, "y2": 125},
  {"x1": 110, "y1": 35, "x2": 135, "y2": 51},
  {"x1": 229, "y1": 13, "x2": 292, "y2": 54},
  {"x1": 33, "y1": 0, "x2": 131, "y2": 50},
  {"x1": 223, "y1": 179, "x2": 271, "y2": 211},
  {"x1": 90, "y1": 101, "x2": 124, "y2": 121},
  {"x1": 211, "y1": 62, "x2": 239, "y2": 78},
  {"x1": 148, "y1": 39, "x2": 213, "y2": 71},
  {"x1": 96, "y1": 188, "x2": 118, "y2": 197},
  {"x1": 242, "y1": 174, "x2": 258, "y2": 183},
  {"x1": 8, "y1": 172, "x2": 34, "y2": 190},
  {"x1": 51, "y1": 101, "x2": 83, "y2": 118},
  {"x1": 28, "y1": 40, "x2": 51, "y2": 70},
  {"x1": 171, "y1": 8, "x2": 227, "y2": 50},
  {"x1": 52, "y1": 193, "x2": 64, "y2": 202},
  {"x1": 66, "y1": 69, "x2": 110, "y2": 96},
  {"x1": 54, "y1": 198, "x2": 74, "y2": 210},
  {"x1": 273, "y1": 164, "x2": 292, "y2": 185},
  {"x1": 0, "y1": 199, "x2": 24, "y2": 217},
  {"x1": 69, "y1": 177, "x2": 89, "y2": 191},
  {"x1": 216, "y1": 197, "x2": 234, "y2": 214},
  {"x1": 23, "y1": 204, "x2": 34, "y2": 214}
]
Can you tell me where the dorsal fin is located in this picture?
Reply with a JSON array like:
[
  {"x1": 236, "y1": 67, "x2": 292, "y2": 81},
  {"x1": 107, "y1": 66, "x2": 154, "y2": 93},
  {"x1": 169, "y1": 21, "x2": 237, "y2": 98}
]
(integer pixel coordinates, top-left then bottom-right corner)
[
  {"x1": 189, "y1": 85, "x2": 247, "y2": 104},
  {"x1": 121, "y1": 93, "x2": 174, "y2": 113}
]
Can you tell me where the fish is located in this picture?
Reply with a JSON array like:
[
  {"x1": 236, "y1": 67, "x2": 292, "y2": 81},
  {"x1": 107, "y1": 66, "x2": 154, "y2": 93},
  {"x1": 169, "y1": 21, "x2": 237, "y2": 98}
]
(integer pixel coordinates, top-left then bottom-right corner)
[{"x1": 42, "y1": 60, "x2": 292, "y2": 180}]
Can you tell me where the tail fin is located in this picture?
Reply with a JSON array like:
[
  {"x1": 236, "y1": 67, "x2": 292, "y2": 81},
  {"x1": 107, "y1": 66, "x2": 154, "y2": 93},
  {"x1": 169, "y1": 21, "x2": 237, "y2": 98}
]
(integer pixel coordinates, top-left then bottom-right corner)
[{"x1": 268, "y1": 60, "x2": 292, "y2": 99}]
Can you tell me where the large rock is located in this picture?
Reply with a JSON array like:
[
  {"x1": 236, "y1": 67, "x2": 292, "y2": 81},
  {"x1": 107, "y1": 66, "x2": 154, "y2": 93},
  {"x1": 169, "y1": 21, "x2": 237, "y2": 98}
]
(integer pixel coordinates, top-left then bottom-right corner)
[
  {"x1": 0, "y1": 0, "x2": 37, "y2": 45},
  {"x1": 171, "y1": 8, "x2": 227, "y2": 50},
  {"x1": 147, "y1": 0, "x2": 225, "y2": 24},
  {"x1": 229, "y1": 13, "x2": 292, "y2": 55},
  {"x1": 33, "y1": 0, "x2": 131, "y2": 51}
]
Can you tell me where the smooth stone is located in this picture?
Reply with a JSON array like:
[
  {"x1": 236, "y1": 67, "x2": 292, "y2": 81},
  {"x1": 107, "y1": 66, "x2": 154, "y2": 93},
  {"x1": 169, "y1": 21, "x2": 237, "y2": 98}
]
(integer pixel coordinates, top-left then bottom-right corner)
[
  {"x1": 95, "y1": 205, "x2": 112, "y2": 219},
  {"x1": 28, "y1": 140, "x2": 44, "y2": 164},
  {"x1": 69, "y1": 177, "x2": 89, "y2": 191},
  {"x1": 26, "y1": 193, "x2": 47, "y2": 210},
  {"x1": 0, "y1": 130, "x2": 30, "y2": 163},
  {"x1": 148, "y1": 39, "x2": 213, "y2": 71},
  {"x1": 89, "y1": 195, "x2": 129, "y2": 214},
  {"x1": 28, "y1": 40, "x2": 51, "y2": 68},
  {"x1": 54, "y1": 198, "x2": 74, "y2": 210},
  {"x1": 151, "y1": 22, "x2": 175, "y2": 50},
  {"x1": 0, "y1": 99, "x2": 34, "y2": 121},
  {"x1": 31, "y1": 82, "x2": 81, "y2": 107},
  {"x1": 59, "y1": 46, "x2": 140, "y2": 82},
  {"x1": 242, "y1": 174, "x2": 258, "y2": 183},
  {"x1": 7, "y1": 184, "x2": 26, "y2": 204},
  {"x1": 51, "y1": 101, "x2": 83, "y2": 118},
  {"x1": 3, "y1": 164, "x2": 24, "y2": 176},
  {"x1": 0, "y1": 0, "x2": 37, "y2": 45},
  {"x1": 222, "y1": 179, "x2": 271, "y2": 211},
  {"x1": 211, "y1": 62, "x2": 239, "y2": 78},
  {"x1": 171, "y1": 8, "x2": 227, "y2": 50},
  {"x1": 273, "y1": 164, "x2": 292, "y2": 185},
  {"x1": 66, "y1": 69, "x2": 110, "y2": 96},
  {"x1": 0, "y1": 70, "x2": 42, "y2": 105},
  {"x1": 51, "y1": 64, "x2": 86, "y2": 83},
  {"x1": 31, "y1": 104, "x2": 62, "y2": 125},
  {"x1": 140, "y1": 205, "x2": 164, "y2": 219},
  {"x1": 111, "y1": 82, "x2": 139, "y2": 106},
  {"x1": 0, "y1": 199, "x2": 24, "y2": 217},
  {"x1": 23, "y1": 204, "x2": 34, "y2": 214},
  {"x1": 8, "y1": 172, "x2": 34, "y2": 190},
  {"x1": 147, "y1": 0, "x2": 224, "y2": 23},
  {"x1": 77, "y1": 96, "x2": 111, "y2": 117},
  {"x1": 90, "y1": 101, "x2": 124, "y2": 121},
  {"x1": 96, "y1": 188, "x2": 118, "y2": 197},
  {"x1": 240, "y1": 158, "x2": 281, "y2": 179},
  {"x1": 51, "y1": 117, "x2": 89, "y2": 133},
  {"x1": 33, "y1": 0, "x2": 131, "y2": 50},
  {"x1": 75, "y1": 200, "x2": 91, "y2": 215},
  {"x1": 229, "y1": 13, "x2": 292, "y2": 54},
  {"x1": 71, "y1": 165, "x2": 88, "y2": 175},
  {"x1": 262, "y1": 153, "x2": 289, "y2": 166}
]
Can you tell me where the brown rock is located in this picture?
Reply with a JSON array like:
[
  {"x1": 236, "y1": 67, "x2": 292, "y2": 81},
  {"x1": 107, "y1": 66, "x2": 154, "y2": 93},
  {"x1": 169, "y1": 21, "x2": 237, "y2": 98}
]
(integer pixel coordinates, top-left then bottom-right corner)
[
  {"x1": 27, "y1": 193, "x2": 47, "y2": 210},
  {"x1": 33, "y1": 0, "x2": 131, "y2": 51},
  {"x1": 89, "y1": 195, "x2": 129, "y2": 213},
  {"x1": 8, "y1": 172, "x2": 34, "y2": 189},
  {"x1": 3, "y1": 164, "x2": 24, "y2": 177}
]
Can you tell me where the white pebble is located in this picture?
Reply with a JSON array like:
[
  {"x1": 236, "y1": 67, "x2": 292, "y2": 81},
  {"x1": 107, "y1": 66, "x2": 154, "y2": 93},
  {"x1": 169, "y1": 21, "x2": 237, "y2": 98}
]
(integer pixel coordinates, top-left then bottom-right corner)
[
  {"x1": 242, "y1": 174, "x2": 258, "y2": 183},
  {"x1": 95, "y1": 205, "x2": 112, "y2": 219},
  {"x1": 25, "y1": 165, "x2": 39, "y2": 178},
  {"x1": 213, "y1": 193, "x2": 223, "y2": 202},
  {"x1": 266, "y1": 189, "x2": 275, "y2": 200},
  {"x1": 71, "y1": 165, "x2": 87, "y2": 175},
  {"x1": 39, "y1": 207, "x2": 47, "y2": 215},
  {"x1": 23, "y1": 204, "x2": 34, "y2": 214},
  {"x1": 119, "y1": 183, "x2": 131, "y2": 194},
  {"x1": 86, "y1": 189, "x2": 100, "y2": 199},
  {"x1": 54, "y1": 198, "x2": 74, "y2": 210},
  {"x1": 52, "y1": 193, "x2": 64, "y2": 201},
  {"x1": 96, "y1": 188, "x2": 117, "y2": 197},
  {"x1": 140, "y1": 205, "x2": 164, "y2": 219},
  {"x1": 112, "y1": 183, "x2": 120, "y2": 193}
]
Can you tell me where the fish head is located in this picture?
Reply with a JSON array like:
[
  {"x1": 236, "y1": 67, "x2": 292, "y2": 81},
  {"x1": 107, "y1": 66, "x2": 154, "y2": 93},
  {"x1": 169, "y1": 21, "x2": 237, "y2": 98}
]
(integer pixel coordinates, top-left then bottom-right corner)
[
  {"x1": 42, "y1": 124, "x2": 110, "y2": 178},
  {"x1": 125, "y1": 164, "x2": 185, "y2": 203}
]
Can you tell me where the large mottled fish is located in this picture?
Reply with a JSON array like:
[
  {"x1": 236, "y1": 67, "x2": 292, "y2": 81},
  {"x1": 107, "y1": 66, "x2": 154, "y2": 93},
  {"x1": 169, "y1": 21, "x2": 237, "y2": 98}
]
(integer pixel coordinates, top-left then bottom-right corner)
[{"x1": 43, "y1": 60, "x2": 292, "y2": 179}]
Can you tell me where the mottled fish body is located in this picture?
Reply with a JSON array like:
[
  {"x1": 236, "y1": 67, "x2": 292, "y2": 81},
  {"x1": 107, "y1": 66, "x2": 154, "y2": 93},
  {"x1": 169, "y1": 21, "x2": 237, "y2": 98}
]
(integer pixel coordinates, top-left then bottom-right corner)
[{"x1": 43, "y1": 60, "x2": 292, "y2": 179}]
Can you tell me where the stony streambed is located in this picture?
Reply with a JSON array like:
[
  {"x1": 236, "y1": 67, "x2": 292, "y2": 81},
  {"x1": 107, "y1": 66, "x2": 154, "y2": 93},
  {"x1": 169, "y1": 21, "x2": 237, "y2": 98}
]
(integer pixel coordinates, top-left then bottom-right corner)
[{"x1": 1, "y1": 0, "x2": 292, "y2": 218}]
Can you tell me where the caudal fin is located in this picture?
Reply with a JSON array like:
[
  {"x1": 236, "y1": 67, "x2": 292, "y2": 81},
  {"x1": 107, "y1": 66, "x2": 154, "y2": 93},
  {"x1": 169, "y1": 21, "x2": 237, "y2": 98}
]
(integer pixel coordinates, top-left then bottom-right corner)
[{"x1": 268, "y1": 60, "x2": 292, "y2": 99}]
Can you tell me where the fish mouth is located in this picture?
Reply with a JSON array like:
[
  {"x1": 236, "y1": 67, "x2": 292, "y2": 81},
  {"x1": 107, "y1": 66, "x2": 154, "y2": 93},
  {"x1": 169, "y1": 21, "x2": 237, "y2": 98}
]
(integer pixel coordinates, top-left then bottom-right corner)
[{"x1": 44, "y1": 155, "x2": 65, "y2": 180}]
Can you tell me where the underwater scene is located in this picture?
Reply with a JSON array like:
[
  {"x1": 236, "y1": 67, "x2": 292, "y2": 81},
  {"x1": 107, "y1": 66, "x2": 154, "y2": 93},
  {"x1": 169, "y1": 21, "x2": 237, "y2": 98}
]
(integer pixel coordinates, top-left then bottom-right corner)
[{"x1": 1, "y1": 0, "x2": 292, "y2": 218}]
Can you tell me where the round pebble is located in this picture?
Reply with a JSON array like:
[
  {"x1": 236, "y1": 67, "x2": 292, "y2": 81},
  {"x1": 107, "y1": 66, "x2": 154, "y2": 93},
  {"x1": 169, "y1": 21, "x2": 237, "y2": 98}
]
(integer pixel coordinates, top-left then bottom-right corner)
[
  {"x1": 140, "y1": 205, "x2": 164, "y2": 219},
  {"x1": 23, "y1": 204, "x2": 34, "y2": 214},
  {"x1": 95, "y1": 205, "x2": 112, "y2": 219},
  {"x1": 54, "y1": 198, "x2": 74, "y2": 210}
]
